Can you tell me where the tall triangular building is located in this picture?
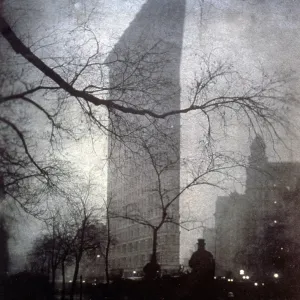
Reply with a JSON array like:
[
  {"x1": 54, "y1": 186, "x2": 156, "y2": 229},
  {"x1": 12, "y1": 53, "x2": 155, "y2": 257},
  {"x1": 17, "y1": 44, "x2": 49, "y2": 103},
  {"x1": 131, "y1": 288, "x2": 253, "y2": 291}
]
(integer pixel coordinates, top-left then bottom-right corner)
[{"x1": 106, "y1": 0, "x2": 186, "y2": 274}]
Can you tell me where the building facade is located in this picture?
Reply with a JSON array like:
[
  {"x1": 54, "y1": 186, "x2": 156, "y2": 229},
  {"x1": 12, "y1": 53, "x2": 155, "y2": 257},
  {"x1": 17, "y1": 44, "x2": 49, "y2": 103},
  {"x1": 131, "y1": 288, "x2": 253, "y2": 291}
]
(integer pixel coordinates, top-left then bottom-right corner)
[
  {"x1": 106, "y1": 0, "x2": 186, "y2": 275},
  {"x1": 215, "y1": 136, "x2": 300, "y2": 283}
]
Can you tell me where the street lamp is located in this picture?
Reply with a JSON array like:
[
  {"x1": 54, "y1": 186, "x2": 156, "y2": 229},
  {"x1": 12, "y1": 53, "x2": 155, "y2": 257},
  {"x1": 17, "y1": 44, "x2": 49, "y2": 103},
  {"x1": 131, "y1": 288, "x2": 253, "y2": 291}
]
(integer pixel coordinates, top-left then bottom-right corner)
[
  {"x1": 239, "y1": 270, "x2": 245, "y2": 275},
  {"x1": 97, "y1": 254, "x2": 101, "y2": 258},
  {"x1": 274, "y1": 273, "x2": 279, "y2": 278}
]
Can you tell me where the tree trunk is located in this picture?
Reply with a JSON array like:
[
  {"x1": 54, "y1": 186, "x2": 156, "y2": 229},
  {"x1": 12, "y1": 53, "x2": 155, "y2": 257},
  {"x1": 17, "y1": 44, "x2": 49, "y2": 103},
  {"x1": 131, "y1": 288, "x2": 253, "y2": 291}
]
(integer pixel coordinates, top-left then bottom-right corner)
[
  {"x1": 47, "y1": 257, "x2": 51, "y2": 280},
  {"x1": 51, "y1": 267, "x2": 56, "y2": 291},
  {"x1": 70, "y1": 258, "x2": 80, "y2": 300},
  {"x1": 152, "y1": 229, "x2": 158, "y2": 264},
  {"x1": 105, "y1": 213, "x2": 111, "y2": 284},
  {"x1": 61, "y1": 260, "x2": 66, "y2": 300},
  {"x1": 79, "y1": 275, "x2": 83, "y2": 300}
]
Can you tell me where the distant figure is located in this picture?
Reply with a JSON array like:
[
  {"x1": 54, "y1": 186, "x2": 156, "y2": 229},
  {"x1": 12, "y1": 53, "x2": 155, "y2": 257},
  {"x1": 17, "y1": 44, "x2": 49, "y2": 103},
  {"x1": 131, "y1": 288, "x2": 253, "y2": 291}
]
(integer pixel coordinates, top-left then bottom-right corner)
[
  {"x1": 189, "y1": 239, "x2": 215, "y2": 280},
  {"x1": 188, "y1": 239, "x2": 215, "y2": 299},
  {"x1": 143, "y1": 255, "x2": 161, "y2": 280}
]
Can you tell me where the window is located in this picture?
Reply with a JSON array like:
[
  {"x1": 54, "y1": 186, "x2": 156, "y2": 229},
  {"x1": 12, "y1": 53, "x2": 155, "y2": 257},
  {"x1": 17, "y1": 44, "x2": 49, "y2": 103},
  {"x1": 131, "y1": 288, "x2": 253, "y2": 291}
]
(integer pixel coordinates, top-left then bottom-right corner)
[
  {"x1": 122, "y1": 257, "x2": 126, "y2": 267},
  {"x1": 128, "y1": 257, "x2": 132, "y2": 268},
  {"x1": 172, "y1": 235, "x2": 176, "y2": 244},
  {"x1": 157, "y1": 252, "x2": 161, "y2": 263}
]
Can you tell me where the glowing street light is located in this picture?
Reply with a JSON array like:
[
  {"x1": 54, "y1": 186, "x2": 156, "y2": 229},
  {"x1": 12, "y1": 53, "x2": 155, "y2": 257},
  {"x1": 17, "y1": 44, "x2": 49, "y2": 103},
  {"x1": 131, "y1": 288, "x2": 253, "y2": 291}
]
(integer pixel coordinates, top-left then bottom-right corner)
[
  {"x1": 245, "y1": 276, "x2": 250, "y2": 280},
  {"x1": 97, "y1": 254, "x2": 101, "y2": 258},
  {"x1": 242, "y1": 276, "x2": 246, "y2": 279},
  {"x1": 274, "y1": 273, "x2": 279, "y2": 278},
  {"x1": 254, "y1": 282, "x2": 258, "y2": 286},
  {"x1": 274, "y1": 220, "x2": 277, "y2": 224},
  {"x1": 239, "y1": 270, "x2": 245, "y2": 275}
]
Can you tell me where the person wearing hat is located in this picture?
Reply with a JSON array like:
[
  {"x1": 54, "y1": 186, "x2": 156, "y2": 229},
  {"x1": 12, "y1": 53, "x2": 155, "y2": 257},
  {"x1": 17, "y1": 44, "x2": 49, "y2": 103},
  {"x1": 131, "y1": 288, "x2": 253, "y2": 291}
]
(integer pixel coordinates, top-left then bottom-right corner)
[{"x1": 188, "y1": 239, "x2": 215, "y2": 299}]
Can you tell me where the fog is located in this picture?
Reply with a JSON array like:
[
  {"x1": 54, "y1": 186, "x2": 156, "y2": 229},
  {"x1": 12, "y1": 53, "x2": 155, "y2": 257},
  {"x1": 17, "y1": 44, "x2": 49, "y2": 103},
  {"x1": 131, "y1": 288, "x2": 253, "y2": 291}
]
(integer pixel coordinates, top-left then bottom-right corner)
[{"x1": 1, "y1": 0, "x2": 300, "y2": 273}]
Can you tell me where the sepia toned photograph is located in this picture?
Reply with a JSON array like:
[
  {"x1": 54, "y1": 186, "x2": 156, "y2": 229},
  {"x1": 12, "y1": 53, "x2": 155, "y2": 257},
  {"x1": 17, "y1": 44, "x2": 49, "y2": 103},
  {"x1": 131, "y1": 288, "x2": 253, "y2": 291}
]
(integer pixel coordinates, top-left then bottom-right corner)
[{"x1": 1, "y1": 0, "x2": 300, "y2": 299}]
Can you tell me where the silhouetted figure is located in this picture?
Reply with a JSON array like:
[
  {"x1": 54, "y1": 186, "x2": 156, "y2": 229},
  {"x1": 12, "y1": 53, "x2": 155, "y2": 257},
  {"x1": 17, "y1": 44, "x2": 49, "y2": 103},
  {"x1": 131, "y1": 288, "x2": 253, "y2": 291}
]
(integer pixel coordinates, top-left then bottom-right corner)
[
  {"x1": 188, "y1": 239, "x2": 215, "y2": 299},
  {"x1": 143, "y1": 255, "x2": 161, "y2": 281}
]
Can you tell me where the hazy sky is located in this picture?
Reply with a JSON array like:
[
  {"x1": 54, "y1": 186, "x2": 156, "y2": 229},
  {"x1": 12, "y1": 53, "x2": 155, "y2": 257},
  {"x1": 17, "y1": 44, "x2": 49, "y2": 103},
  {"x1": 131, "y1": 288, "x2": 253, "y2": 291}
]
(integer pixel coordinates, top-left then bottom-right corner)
[{"x1": 3, "y1": 0, "x2": 300, "y2": 270}]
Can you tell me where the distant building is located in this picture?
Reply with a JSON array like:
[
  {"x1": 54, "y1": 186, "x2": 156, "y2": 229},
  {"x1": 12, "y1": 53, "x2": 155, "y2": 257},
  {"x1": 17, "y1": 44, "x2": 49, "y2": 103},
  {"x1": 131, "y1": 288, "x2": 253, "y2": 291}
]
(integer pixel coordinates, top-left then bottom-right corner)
[
  {"x1": 203, "y1": 227, "x2": 216, "y2": 257},
  {"x1": 106, "y1": 0, "x2": 186, "y2": 275},
  {"x1": 215, "y1": 136, "x2": 300, "y2": 282}
]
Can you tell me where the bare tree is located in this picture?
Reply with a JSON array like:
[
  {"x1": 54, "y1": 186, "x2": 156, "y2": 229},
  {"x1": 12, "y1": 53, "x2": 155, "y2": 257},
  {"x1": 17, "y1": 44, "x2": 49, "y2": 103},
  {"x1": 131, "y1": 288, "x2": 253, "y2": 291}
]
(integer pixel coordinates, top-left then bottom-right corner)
[
  {"x1": 0, "y1": 3, "x2": 295, "y2": 219},
  {"x1": 60, "y1": 180, "x2": 104, "y2": 300},
  {"x1": 108, "y1": 132, "x2": 244, "y2": 268},
  {"x1": 28, "y1": 179, "x2": 105, "y2": 300},
  {"x1": 28, "y1": 230, "x2": 61, "y2": 290},
  {"x1": 28, "y1": 236, "x2": 51, "y2": 275},
  {"x1": 98, "y1": 197, "x2": 118, "y2": 284},
  {"x1": 28, "y1": 211, "x2": 74, "y2": 294}
]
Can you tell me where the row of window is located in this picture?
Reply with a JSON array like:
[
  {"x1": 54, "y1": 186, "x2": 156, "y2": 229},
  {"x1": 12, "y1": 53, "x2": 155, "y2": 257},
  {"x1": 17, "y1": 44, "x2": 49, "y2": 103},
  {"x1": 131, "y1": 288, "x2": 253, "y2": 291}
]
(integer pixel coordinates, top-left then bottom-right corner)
[
  {"x1": 115, "y1": 223, "x2": 179, "y2": 242},
  {"x1": 109, "y1": 168, "x2": 159, "y2": 198},
  {"x1": 112, "y1": 235, "x2": 178, "y2": 255},
  {"x1": 111, "y1": 252, "x2": 179, "y2": 269}
]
